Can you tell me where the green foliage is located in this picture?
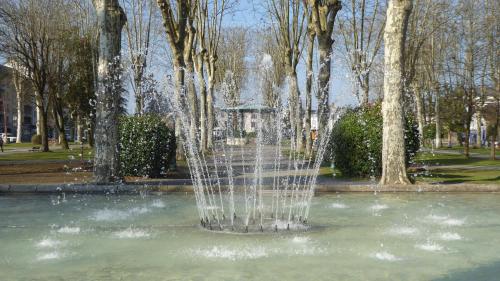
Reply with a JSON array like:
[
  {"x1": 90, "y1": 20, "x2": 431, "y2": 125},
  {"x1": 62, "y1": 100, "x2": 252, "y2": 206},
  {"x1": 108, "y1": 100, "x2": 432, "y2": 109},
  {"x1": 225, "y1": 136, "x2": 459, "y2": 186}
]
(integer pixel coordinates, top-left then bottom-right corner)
[
  {"x1": 423, "y1": 124, "x2": 436, "y2": 140},
  {"x1": 31, "y1": 134, "x2": 42, "y2": 145},
  {"x1": 119, "y1": 115, "x2": 175, "y2": 178},
  {"x1": 329, "y1": 104, "x2": 420, "y2": 178}
]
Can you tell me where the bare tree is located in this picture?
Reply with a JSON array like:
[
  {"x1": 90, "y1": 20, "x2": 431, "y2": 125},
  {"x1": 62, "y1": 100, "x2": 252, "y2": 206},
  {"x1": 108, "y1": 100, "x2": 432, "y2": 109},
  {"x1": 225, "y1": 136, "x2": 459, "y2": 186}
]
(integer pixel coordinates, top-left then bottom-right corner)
[
  {"x1": 338, "y1": 0, "x2": 386, "y2": 106},
  {"x1": 304, "y1": 11, "x2": 315, "y2": 157},
  {"x1": 93, "y1": 0, "x2": 127, "y2": 183},
  {"x1": 380, "y1": 0, "x2": 412, "y2": 185},
  {"x1": 196, "y1": 0, "x2": 230, "y2": 150},
  {"x1": 156, "y1": 0, "x2": 195, "y2": 160},
  {"x1": 121, "y1": 0, "x2": 159, "y2": 115},
  {"x1": 268, "y1": 0, "x2": 307, "y2": 150},
  {"x1": 0, "y1": 0, "x2": 66, "y2": 152},
  {"x1": 309, "y1": 0, "x2": 342, "y2": 134}
]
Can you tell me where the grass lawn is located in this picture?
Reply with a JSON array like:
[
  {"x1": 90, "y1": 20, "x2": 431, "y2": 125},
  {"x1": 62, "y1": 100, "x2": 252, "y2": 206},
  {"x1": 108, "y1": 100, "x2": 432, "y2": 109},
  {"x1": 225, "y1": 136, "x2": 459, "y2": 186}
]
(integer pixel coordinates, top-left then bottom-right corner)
[
  {"x1": 413, "y1": 169, "x2": 500, "y2": 184},
  {"x1": 415, "y1": 152, "x2": 499, "y2": 167},
  {"x1": 439, "y1": 146, "x2": 500, "y2": 156},
  {"x1": 0, "y1": 148, "x2": 93, "y2": 161}
]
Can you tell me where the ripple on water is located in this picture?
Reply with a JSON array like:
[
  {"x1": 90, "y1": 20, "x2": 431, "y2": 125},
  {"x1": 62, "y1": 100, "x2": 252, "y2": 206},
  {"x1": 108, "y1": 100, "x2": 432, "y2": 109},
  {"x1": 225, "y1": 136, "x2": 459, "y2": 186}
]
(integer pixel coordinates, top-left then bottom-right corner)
[
  {"x1": 37, "y1": 251, "x2": 62, "y2": 261},
  {"x1": 291, "y1": 236, "x2": 311, "y2": 243},
  {"x1": 372, "y1": 251, "x2": 401, "y2": 261},
  {"x1": 442, "y1": 218, "x2": 465, "y2": 226},
  {"x1": 57, "y1": 226, "x2": 80, "y2": 234},
  {"x1": 36, "y1": 238, "x2": 64, "y2": 248},
  {"x1": 151, "y1": 199, "x2": 166, "y2": 208},
  {"x1": 416, "y1": 242, "x2": 443, "y2": 252},
  {"x1": 370, "y1": 204, "x2": 389, "y2": 211},
  {"x1": 90, "y1": 207, "x2": 151, "y2": 221},
  {"x1": 387, "y1": 226, "x2": 419, "y2": 236},
  {"x1": 113, "y1": 227, "x2": 151, "y2": 239},
  {"x1": 192, "y1": 246, "x2": 268, "y2": 261},
  {"x1": 330, "y1": 203, "x2": 348, "y2": 209},
  {"x1": 439, "y1": 232, "x2": 462, "y2": 241}
]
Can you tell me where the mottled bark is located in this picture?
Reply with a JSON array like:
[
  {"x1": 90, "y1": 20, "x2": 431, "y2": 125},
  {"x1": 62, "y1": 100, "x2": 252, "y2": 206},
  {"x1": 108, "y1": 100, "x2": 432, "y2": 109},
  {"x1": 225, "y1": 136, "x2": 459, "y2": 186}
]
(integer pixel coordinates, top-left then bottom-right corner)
[
  {"x1": 310, "y1": 0, "x2": 341, "y2": 134},
  {"x1": 413, "y1": 83, "x2": 424, "y2": 145},
  {"x1": 35, "y1": 97, "x2": 41, "y2": 136},
  {"x1": 475, "y1": 111, "x2": 482, "y2": 147},
  {"x1": 184, "y1": 22, "x2": 199, "y2": 142},
  {"x1": 206, "y1": 58, "x2": 215, "y2": 149},
  {"x1": 76, "y1": 113, "x2": 83, "y2": 143},
  {"x1": 380, "y1": 0, "x2": 412, "y2": 186},
  {"x1": 195, "y1": 51, "x2": 208, "y2": 152},
  {"x1": 434, "y1": 85, "x2": 441, "y2": 149},
  {"x1": 12, "y1": 69, "x2": 23, "y2": 143},
  {"x1": 305, "y1": 27, "x2": 315, "y2": 157},
  {"x1": 93, "y1": 0, "x2": 126, "y2": 183},
  {"x1": 317, "y1": 39, "x2": 331, "y2": 134}
]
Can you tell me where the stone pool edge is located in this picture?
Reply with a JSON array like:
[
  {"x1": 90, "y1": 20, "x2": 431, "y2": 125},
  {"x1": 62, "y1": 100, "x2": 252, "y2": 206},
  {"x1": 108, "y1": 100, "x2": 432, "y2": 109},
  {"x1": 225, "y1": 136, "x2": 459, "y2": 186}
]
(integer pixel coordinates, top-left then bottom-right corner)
[{"x1": 1, "y1": 183, "x2": 500, "y2": 194}]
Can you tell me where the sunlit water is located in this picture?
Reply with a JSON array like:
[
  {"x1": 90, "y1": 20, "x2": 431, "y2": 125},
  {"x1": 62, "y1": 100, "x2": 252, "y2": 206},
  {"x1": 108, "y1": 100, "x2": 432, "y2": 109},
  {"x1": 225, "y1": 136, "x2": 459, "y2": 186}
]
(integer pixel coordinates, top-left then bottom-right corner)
[{"x1": 1, "y1": 193, "x2": 500, "y2": 280}]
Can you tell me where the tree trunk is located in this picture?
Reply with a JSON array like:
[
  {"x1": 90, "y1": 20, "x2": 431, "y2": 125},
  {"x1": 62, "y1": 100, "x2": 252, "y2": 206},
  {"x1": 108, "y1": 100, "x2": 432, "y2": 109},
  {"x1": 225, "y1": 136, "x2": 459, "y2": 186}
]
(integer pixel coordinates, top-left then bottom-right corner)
[
  {"x1": 16, "y1": 89, "x2": 23, "y2": 143},
  {"x1": 317, "y1": 36, "x2": 332, "y2": 134},
  {"x1": 490, "y1": 134, "x2": 496, "y2": 160},
  {"x1": 305, "y1": 30, "x2": 314, "y2": 157},
  {"x1": 380, "y1": 0, "x2": 412, "y2": 186},
  {"x1": 288, "y1": 72, "x2": 302, "y2": 150},
  {"x1": 93, "y1": 0, "x2": 126, "y2": 183},
  {"x1": 476, "y1": 111, "x2": 482, "y2": 147},
  {"x1": 434, "y1": 88, "x2": 441, "y2": 149},
  {"x1": 76, "y1": 113, "x2": 83, "y2": 143},
  {"x1": 361, "y1": 73, "x2": 370, "y2": 106},
  {"x1": 207, "y1": 71, "x2": 215, "y2": 150},
  {"x1": 464, "y1": 124, "x2": 471, "y2": 158},
  {"x1": 173, "y1": 53, "x2": 186, "y2": 162},
  {"x1": 184, "y1": 29, "x2": 198, "y2": 144},
  {"x1": 53, "y1": 104, "x2": 69, "y2": 150},
  {"x1": 35, "y1": 96, "x2": 41, "y2": 136},
  {"x1": 413, "y1": 84, "x2": 424, "y2": 146},
  {"x1": 195, "y1": 52, "x2": 208, "y2": 152},
  {"x1": 446, "y1": 130, "x2": 451, "y2": 148}
]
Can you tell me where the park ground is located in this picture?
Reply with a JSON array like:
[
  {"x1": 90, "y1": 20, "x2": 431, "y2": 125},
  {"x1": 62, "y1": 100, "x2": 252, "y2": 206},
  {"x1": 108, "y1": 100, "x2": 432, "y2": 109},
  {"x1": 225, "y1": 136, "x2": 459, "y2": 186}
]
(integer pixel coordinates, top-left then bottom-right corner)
[{"x1": 0, "y1": 142, "x2": 499, "y2": 186}]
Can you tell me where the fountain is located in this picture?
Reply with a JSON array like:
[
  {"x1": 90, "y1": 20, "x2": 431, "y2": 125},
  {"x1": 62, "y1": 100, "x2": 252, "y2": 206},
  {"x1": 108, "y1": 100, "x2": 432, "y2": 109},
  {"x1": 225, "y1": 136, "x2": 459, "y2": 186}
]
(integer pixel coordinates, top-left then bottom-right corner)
[{"x1": 164, "y1": 56, "x2": 333, "y2": 233}]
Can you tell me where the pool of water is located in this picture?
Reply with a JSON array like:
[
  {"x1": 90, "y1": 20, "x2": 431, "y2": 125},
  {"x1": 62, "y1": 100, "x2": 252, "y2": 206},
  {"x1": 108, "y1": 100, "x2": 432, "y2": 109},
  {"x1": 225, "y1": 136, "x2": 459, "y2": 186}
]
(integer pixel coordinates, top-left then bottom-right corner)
[{"x1": 1, "y1": 192, "x2": 500, "y2": 280}]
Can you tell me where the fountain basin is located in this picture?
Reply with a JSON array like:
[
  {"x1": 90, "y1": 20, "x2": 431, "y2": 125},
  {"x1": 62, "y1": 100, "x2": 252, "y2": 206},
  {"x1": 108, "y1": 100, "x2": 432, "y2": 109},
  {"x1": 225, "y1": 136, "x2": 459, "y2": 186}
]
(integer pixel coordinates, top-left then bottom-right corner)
[{"x1": 1, "y1": 193, "x2": 500, "y2": 280}]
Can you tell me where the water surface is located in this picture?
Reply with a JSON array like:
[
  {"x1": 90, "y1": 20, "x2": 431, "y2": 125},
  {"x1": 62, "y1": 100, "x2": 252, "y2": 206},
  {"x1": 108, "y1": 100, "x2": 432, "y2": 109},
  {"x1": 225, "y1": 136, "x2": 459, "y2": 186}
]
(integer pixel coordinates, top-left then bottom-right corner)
[{"x1": 1, "y1": 193, "x2": 499, "y2": 280}]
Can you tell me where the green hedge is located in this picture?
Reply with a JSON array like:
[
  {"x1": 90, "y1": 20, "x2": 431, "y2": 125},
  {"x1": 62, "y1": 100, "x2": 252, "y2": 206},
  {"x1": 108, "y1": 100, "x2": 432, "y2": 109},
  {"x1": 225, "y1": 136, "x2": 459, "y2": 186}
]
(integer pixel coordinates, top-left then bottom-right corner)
[
  {"x1": 119, "y1": 115, "x2": 175, "y2": 178},
  {"x1": 330, "y1": 104, "x2": 419, "y2": 178}
]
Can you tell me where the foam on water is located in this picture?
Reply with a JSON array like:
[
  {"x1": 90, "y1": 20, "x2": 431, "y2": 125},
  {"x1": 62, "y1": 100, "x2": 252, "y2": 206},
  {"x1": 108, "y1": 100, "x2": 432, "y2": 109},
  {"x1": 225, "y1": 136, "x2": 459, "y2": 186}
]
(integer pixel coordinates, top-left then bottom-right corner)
[
  {"x1": 90, "y1": 206, "x2": 151, "y2": 221},
  {"x1": 387, "y1": 226, "x2": 419, "y2": 236},
  {"x1": 442, "y1": 218, "x2": 465, "y2": 226},
  {"x1": 192, "y1": 246, "x2": 268, "y2": 261},
  {"x1": 36, "y1": 238, "x2": 64, "y2": 248},
  {"x1": 330, "y1": 203, "x2": 348, "y2": 209},
  {"x1": 370, "y1": 204, "x2": 389, "y2": 211},
  {"x1": 372, "y1": 251, "x2": 401, "y2": 261},
  {"x1": 113, "y1": 227, "x2": 151, "y2": 239},
  {"x1": 274, "y1": 220, "x2": 309, "y2": 231},
  {"x1": 37, "y1": 251, "x2": 62, "y2": 261},
  {"x1": 291, "y1": 236, "x2": 311, "y2": 243},
  {"x1": 416, "y1": 242, "x2": 444, "y2": 252},
  {"x1": 151, "y1": 199, "x2": 166, "y2": 208},
  {"x1": 57, "y1": 226, "x2": 80, "y2": 234},
  {"x1": 426, "y1": 214, "x2": 449, "y2": 222},
  {"x1": 439, "y1": 232, "x2": 462, "y2": 241}
]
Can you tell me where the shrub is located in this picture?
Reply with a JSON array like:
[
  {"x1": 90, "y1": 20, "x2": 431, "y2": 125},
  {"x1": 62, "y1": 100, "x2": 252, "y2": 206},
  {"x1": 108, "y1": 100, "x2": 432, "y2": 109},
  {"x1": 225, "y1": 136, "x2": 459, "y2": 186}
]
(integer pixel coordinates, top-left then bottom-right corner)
[
  {"x1": 329, "y1": 104, "x2": 419, "y2": 178},
  {"x1": 119, "y1": 115, "x2": 175, "y2": 178},
  {"x1": 31, "y1": 134, "x2": 42, "y2": 145}
]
